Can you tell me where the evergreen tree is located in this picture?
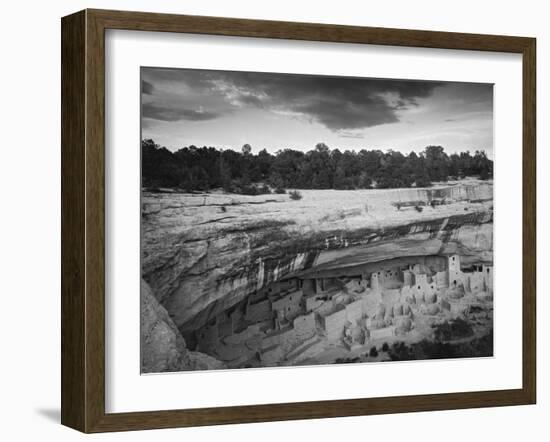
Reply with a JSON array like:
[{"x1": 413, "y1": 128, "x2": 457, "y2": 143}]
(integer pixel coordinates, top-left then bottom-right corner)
[{"x1": 141, "y1": 139, "x2": 492, "y2": 193}]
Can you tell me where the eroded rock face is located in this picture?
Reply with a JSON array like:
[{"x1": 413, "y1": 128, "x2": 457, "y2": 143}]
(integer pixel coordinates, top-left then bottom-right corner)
[
  {"x1": 140, "y1": 279, "x2": 225, "y2": 372},
  {"x1": 141, "y1": 279, "x2": 188, "y2": 373},
  {"x1": 142, "y1": 182, "x2": 493, "y2": 335}
]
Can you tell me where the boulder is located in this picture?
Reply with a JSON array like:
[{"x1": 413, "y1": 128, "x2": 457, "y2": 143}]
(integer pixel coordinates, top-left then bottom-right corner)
[{"x1": 141, "y1": 279, "x2": 225, "y2": 373}]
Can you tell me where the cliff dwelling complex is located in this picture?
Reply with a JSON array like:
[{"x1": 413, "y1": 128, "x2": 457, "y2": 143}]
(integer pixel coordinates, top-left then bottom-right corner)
[{"x1": 188, "y1": 253, "x2": 493, "y2": 369}]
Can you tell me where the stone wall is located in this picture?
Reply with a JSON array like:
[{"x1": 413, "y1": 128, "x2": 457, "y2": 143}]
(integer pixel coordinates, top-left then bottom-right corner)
[
  {"x1": 323, "y1": 305, "x2": 347, "y2": 341},
  {"x1": 369, "y1": 326, "x2": 395, "y2": 340},
  {"x1": 293, "y1": 312, "x2": 316, "y2": 340},
  {"x1": 345, "y1": 299, "x2": 365, "y2": 325},
  {"x1": 468, "y1": 272, "x2": 486, "y2": 293},
  {"x1": 245, "y1": 298, "x2": 272, "y2": 323},
  {"x1": 305, "y1": 295, "x2": 324, "y2": 312},
  {"x1": 435, "y1": 270, "x2": 449, "y2": 290},
  {"x1": 483, "y1": 265, "x2": 494, "y2": 290}
]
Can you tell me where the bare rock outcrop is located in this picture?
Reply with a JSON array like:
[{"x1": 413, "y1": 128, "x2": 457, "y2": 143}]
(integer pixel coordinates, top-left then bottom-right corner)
[{"x1": 140, "y1": 279, "x2": 225, "y2": 373}]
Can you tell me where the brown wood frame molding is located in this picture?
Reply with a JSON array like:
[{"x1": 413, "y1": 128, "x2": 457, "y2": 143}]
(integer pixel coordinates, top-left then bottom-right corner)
[{"x1": 61, "y1": 8, "x2": 536, "y2": 433}]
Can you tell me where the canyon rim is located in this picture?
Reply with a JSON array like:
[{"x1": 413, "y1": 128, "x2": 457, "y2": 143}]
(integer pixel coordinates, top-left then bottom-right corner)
[{"x1": 140, "y1": 67, "x2": 494, "y2": 373}]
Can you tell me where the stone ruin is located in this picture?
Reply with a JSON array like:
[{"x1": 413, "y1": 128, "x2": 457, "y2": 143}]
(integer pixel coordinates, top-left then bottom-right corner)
[{"x1": 192, "y1": 253, "x2": 493, "y2": 368}]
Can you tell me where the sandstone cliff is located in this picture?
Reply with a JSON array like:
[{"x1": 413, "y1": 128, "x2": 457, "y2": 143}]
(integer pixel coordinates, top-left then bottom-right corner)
[
  {"x1": 141, "y1": 181, "x2": 493, "y2": 335},
  {"x1": 140, "y1": 279, "x2": 226, "y2": 373}
]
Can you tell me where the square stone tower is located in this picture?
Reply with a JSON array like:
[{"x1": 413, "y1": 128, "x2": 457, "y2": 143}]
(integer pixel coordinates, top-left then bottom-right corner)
[
  {"x1": 402, "y1": 269, "x2": 413, "y2": 287},
  {"x1": 482, "y1": 264, "x2": 494, "y2": 291},
  {"x1": 370, "y1": 272, "x2": 380, "y2": 292},
  {"x1": 448, "y1": 254, "x2": 462, "y2": 287}
]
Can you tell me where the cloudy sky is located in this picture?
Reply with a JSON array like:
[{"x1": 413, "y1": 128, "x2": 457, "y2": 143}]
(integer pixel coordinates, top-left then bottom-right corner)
[{"x1": 141, "y1": 67, "x2": 493, "y2": 158}]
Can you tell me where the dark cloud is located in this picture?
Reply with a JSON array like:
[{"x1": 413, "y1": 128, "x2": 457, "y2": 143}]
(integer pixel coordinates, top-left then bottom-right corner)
[
  {"x1": 142, "y1": 103, "x2": 219, "y2": 122},
  {"x1": 296, "y1": 96, "x2": 398, "y2": 129},
  {"x1": 141, "y1": 68, "x2": 446, "y2": 130},
  {"x1": 218, "y1": 72, "x2": 442, "y2": 130},
  {"x1": 141, "y1": 80, "x2": 154, "y2": 95}
]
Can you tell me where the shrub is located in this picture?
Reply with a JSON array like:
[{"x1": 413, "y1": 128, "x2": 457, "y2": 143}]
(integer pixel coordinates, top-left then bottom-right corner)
[
  {"x1": 382, "y1": 342, "x2": 389, "y2": 352},
  {"x1": 414, "y1": 205, "x2": 423, "y2": 212},
  {"x1": 433, "y1": 318, "x2": 474, "y2": 342},
  {"x1": 415, "y1": 177, "x2": 432, "y2": 188},
  {"x1": 231, "y1": 182, "x2": 272, "y2": 195},
  {"x1": 450, "y1": 317, "x2": 474, "y2": 338},
  {"x1": 259, "y1": 183, "x2": 271, "y2": 194},
  {"x1": 220, "y1": 206, "x2": 227, "y2": 213},
  {"x1": 369, "y1": 346, "x2": 378, "y2": 357},
  {"x1": 335, "y1": 357, "x2": 360, "y2": 364},
  {"x1": 388, "y1": 342, "x2": 415, "y2": 361},
  {"x1": 289, "y1": 190, "x2": 303, "y2": 200},
  {"x1": 274, "y1": 187, "x2": 286, "y2": 194},
  {"x1": 239, "y1": 184, "x2": 259, "y2": 195},
  {"x1": 433, "y1": 321, "x2": 452, "y2": 342}
]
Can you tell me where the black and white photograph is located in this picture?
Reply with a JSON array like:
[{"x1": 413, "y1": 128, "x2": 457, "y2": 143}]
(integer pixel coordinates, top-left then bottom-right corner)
[
  {"x1": 1, "y1": 0, "x2": 544, "y2": 438},
  {"x1": 140, "y1": 67, "x2": 494, "y2": 374}
]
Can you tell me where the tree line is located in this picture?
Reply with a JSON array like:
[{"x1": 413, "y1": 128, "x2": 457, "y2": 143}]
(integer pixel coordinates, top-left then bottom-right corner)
[{"x1": 142, "y1": 139, "x2": 493, "y2": 194}]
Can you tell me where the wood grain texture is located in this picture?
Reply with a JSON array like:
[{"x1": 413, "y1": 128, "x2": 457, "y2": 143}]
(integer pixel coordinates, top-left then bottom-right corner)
[
  {"x1": 61, "y1": 8, "x2": 537, "y2": 433},
  {"x1": 61, "y1": 10, "x2": 86, "y2": 431},
  {"x1": 85, "y1": 9, "x2": 107, "y2": 432},
  {"x1": 89, "y1": 8, "x2": 533, "y2": 52},
  {"x1": 522, "y1": 38, "x2": 536, "y2": 403}
]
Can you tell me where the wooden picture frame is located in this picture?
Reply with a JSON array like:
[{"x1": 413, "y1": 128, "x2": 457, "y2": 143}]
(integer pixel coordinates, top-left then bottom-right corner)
[{"x1": 61, "y1": 8, "x2": 536, "y2": 433}]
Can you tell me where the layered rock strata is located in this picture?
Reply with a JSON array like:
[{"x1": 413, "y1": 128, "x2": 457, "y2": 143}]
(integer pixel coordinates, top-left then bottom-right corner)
[{"x1": 142, "y1": 182, "x2": 493, "y2": 338}]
